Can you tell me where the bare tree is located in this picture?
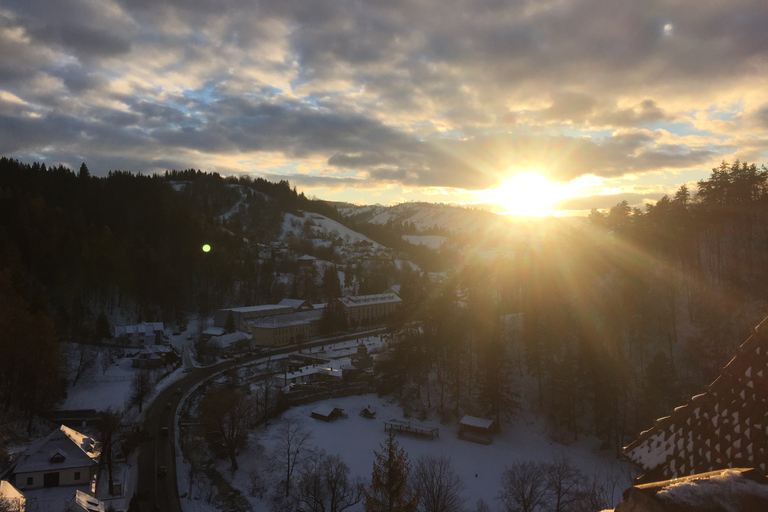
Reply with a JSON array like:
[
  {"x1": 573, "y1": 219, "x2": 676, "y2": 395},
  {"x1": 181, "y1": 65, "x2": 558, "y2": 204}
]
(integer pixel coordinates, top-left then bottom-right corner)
[
  {"x1": 544, "y1": 455, "x2": 586, "y2": 512},
  {"x1": 411, "y1": 455, "x2": 465, "y2": 512},
  {"x1": 473, "y1": 499, "x2": 491, "y2": 512},
  {"x1": 71, "y1": 343, "x2": 97, "y2": 384},
  {"x1": 126, "y1": 370, "x2": 152, "y2": 412},
  {"x1": 199, "y1": 387, "x2": 258, "y2": 472},
  {"x1": 292, "y1": 452, "x2": 363, "y2": 512},
  {"x1": 498, "y1": 461, "x2": 549, "y2": 512},
  {"x1": 96, "y1": 408, "x2": 125, "y2": 495},
  {"x1": 572, "y1": 471, "x2": 616, "y2": 512},
  {"x1": 272, "y1": 418, "x2": 312, "y2": 497},
  {"x1": 100, "y1": 348, "x2": 115, "y2": 375}
]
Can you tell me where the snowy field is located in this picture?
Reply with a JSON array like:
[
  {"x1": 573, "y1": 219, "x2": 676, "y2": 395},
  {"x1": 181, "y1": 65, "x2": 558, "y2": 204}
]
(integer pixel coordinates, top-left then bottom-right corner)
[
  {"x1": 205, "y1": 393, "x2": 631, "y2": 512},
  {"x1": 55, "y1": 333, "x2": 631, "y2": 512}
]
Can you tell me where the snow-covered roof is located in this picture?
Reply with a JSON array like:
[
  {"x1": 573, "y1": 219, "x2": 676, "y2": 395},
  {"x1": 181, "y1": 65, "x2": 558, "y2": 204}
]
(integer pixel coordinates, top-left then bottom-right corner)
[
  {"x1": 13, "y1": 425, "x2": 98, "y2": 475},
  {"x1": 251, "y1": 310, "x2": 322, "y2": 329},
  {"x1": 283, "y1": 365, "x2": 343, "y2": 381},
  {"x1": 203, "y1": 327, "x2": 226, "y2": 336},
  {"x1": 624, "y1": 313, "x2": 768, "y2": 482},
  {"x1": 311, "y1": 405, "x2": 342, "y2": 418},
  {"x1": 339, "y1": 293, "x2": 402, "y2": 308},
  {"x1": 277, "y1": 298, "x2": 314, "y2": 310},
  {"x1": 114, "y1": 322, "x2": 164, "y2": 337},
  {"x1": 208, "y1": 331, "x2": 251, "y2": 348},
  {"x1": 222, "y1": 305, "x2": 290, "y2": 314},
  {"x1": 0, "y1": 480, "x2": 24, "y2": 503},
  {"x1": 134, "y1": 347, "x2": 162, "y2": 360},
  {"x1": 68, "y1": 489, "x2": 105, "y2": 512},
  {"x1": 617, "y1": 468, "x2": 768, "y2": 511},
  {"x1": 459, "y1": 416, "x2": 495, "y2": 430}
]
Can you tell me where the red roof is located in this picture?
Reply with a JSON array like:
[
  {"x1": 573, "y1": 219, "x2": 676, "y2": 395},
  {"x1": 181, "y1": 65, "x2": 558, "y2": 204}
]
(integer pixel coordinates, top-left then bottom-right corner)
[{"x1": 623, "y1": 315, "x2": 768, "y2": 483}]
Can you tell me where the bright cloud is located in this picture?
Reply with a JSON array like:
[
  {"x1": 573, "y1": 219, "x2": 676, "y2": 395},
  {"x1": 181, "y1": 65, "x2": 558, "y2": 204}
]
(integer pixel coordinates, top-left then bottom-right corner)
[{"x1": 2, "y1": 0, "x2": 768, "y2": 213}]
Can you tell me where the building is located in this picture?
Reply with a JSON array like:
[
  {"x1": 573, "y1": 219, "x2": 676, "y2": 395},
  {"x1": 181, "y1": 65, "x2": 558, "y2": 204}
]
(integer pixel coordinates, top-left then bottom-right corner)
[
  {"x1": 277, "y1": 298, "x2": 315, "y2": 311},
  {"x1": 10, "y1": 425, "x2": 98, "y2": 491},
  {"x1": 250, "y1": 310, "x2": 323, "y2": 347},
  {"x1": 113, "y1": 322, "x2": 164, "y2": 346},
  {"x1": 213, "y1": 305, "x2": 293, "y2": 330},
  {"x1": 311, "y1": 406, "x2": 345, "y2": 422},
  {"x1": 0, "y1": 480, "x2": 25, "y2": 512},
  {"x1": 206, "y1": 331, "x2": 252, "y2": 356},
  {"x1": 297, "y1": 254, "x2": 317, "y2": 268},
  {"x1": 335, "y1": 293, "x2": 402, "y2": 326},
  {"x1": 351, "y1": 344, "x2": 373, "y2": 370},
  {"x1": 280, "y1": 364, "x2": 344, "y2": 388},
  {"x1": 66, "y1": 490, "x2": 105, "y2": 512},
  {"x1": 623, "y1": 314, "x2": 768, "y2": 483},
  {"x1": 458, "y1": 416, "x2": 498, "y2": 445},
  {"x1": 131, "y1": 347, "x2": 163, "y2": 369}
]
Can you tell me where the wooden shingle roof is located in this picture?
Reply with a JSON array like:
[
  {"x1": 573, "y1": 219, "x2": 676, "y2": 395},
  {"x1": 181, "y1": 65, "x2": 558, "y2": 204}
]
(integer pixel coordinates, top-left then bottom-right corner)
[{"x1": 624, "y1": 315, "x2": 768, "y2": 483}]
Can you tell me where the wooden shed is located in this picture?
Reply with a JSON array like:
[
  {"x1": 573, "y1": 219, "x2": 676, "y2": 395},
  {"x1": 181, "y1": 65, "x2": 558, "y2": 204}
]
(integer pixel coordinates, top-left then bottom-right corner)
[
  {"x1": 458, "y1": 415, "x2": 497, "y2": 445},
  {"x1": 311, "y1": 405, "x2": 346, "y2": 422}
]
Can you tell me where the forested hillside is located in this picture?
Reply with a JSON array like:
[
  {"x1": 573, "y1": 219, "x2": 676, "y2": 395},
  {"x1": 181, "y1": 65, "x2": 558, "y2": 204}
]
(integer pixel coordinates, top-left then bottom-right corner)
[
  {"x1": 382, "y1": 160, "x2": 768, "y2": 452},
  {"x1": 2, "y1": 156, "x2": 767, "y2": 451}
]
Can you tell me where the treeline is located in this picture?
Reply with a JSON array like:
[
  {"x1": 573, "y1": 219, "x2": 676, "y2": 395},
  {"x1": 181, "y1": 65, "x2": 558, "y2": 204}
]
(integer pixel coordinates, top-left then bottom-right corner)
[
  {"x1": 524, "y1": 160, "x2": 768, "y2": 450},
  {"x1": 383, "y1": 160, "x2": 768, "y2": 453}
]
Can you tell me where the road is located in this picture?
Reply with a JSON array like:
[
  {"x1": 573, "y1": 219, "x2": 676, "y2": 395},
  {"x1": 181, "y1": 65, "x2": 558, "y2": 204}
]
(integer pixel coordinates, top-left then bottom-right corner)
[{"x1": 135, "y1": 327, "x2": 388, "y2": 511}]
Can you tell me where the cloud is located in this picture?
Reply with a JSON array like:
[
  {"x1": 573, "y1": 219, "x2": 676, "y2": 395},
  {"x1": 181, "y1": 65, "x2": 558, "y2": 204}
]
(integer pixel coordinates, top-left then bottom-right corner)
[{"x1": 1, "y1": 0, "x2": 767, "y2": 208}]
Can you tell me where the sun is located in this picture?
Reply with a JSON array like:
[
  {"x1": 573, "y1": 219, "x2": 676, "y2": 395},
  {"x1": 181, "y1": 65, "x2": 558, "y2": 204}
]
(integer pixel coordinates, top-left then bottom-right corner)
[{"x1": 484, "y1": 172, "x2": 563, "y2": 216}]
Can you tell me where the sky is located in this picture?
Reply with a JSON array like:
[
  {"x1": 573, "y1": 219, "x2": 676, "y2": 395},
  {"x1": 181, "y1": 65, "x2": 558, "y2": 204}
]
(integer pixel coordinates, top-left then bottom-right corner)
[{"x1": 1, "y1": 0, "x2": 768, "y2": 215}]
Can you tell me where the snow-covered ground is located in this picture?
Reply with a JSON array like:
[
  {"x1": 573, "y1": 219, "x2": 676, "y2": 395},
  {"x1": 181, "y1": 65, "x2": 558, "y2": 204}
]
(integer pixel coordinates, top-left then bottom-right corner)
[
  {"x1": 218, "y1": 393, "x2": 630, "y2": 511},
  {"x1": 281, "y1": 212, "x2": 380, "y2": 246},
  {"x1": 55, "y1": 332, "x2": 630, "y2": 512}
]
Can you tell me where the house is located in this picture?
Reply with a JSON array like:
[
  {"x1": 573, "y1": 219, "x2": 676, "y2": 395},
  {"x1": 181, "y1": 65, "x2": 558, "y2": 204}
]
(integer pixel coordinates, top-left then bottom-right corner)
[
  {"x1": 10, "y1": 425, "x2": 98, "y2": 491},
  {"x1": 66, "y1": 489, "x2": 105, "y2": 512},
  {"x1": 360, "y1": 405, "x2": 377, "y2": 419},
  {"x1": 206, "y1": 331, "x2": 252, "y2": 356},
  {"x1": 0, "y1": 480, "x2": 25, "y2": 511},
  {"x1": 113, "y1": 322, "x2": 164, "y2": 346},
  {"x1": 280, "y1": 365, "x2": 344, "y2": 388},
  {"x1": 623, "y1": 314, "x2": 768, "y2": 483},
  {"x1": 458, "y1": 416, "x2": 498, "y2": 445},
  {"x1": 311, "y1": 406, "x2": 346, "y2": 422},
  {"x1": 200, "y1": 326, "x2": 225, "y2": 343},
  {"x1": 213, "y1": 305, "x2": 293, "y2": 330},
  {"x1": 351, "y1": 344, "x2": 373, "y2": 370},
  {"x1": 277, "y1": 298, "x2": 315, "y2": 312},
  {"x1": 131, "y1": 347, "x2": 163, "y2": 369},
  {"x1": 297, "y1": 254, "x2": 317, "y2": 268},
  {"x1": 250, "y1": 310, "x2": 323, "y2": 348},
  {"x1": 334, "y1": 293, "x2": 402, "y2": 326}
]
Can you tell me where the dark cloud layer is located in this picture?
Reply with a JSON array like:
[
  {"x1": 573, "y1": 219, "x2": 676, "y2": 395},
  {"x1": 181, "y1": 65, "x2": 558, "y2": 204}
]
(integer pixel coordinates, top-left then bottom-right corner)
[{"x1": 0, "y1": 0, "x2": 766, "y2": 206}]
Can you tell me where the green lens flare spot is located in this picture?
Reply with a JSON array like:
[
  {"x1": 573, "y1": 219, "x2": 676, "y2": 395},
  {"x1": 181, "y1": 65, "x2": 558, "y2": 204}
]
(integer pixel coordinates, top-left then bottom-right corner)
[{"x1": 202, "y1": 244, "x2": 211, "y2": 253}]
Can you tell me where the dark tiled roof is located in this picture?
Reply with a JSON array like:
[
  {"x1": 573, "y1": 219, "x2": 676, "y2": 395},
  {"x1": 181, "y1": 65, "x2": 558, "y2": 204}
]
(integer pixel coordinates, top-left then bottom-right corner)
[{"x1": 623, "y1": 315, "x2": 768, "y2": 483}]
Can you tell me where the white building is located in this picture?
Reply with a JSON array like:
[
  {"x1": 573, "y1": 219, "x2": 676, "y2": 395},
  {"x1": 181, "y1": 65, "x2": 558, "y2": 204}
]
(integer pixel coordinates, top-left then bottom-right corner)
[{"x1": 10, "y1": 426, "x2": 98, "y2": 491}]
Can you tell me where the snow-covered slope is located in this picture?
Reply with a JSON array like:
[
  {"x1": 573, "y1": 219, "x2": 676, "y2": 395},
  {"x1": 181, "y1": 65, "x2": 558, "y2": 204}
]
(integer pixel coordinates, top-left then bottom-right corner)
[
  {"x1": 340, "y1": 202, "x2": 506, "y2": 235},
  {"x1": 281, "y1": 212, "x2": 381, "y2": 246}
]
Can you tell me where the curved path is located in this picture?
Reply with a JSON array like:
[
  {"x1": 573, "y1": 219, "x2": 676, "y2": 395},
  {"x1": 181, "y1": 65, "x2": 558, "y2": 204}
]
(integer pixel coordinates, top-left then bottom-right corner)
[{"x1": 135, "y1": 327, "x2": 387, "y2": 511}]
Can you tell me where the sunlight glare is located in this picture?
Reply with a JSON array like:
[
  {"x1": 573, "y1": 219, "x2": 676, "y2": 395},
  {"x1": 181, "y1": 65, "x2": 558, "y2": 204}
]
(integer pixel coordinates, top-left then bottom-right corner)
[{"x1": 486, "y1": 172, "x2": 563, "y2": 216}]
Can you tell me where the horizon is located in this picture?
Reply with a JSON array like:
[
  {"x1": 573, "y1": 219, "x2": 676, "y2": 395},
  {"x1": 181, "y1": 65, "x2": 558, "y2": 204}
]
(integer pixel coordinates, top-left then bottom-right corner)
[{"x1": 2, "y1": 1, "x2": 767, "y2": 216}]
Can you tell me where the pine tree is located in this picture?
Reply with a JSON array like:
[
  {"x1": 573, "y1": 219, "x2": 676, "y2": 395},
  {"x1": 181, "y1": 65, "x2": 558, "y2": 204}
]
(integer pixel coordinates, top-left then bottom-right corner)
[
  {"x1": 224, "y1": 310, "x2": 236, "y2": 333},
  {"x1": 364, "y1": 433, "x2": 418, "y2": 512}
]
